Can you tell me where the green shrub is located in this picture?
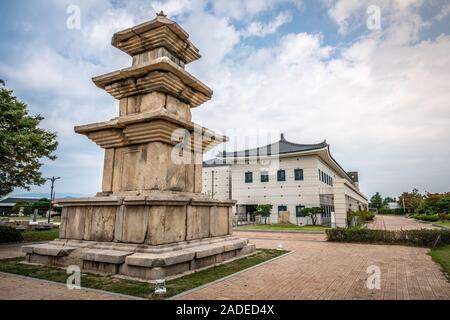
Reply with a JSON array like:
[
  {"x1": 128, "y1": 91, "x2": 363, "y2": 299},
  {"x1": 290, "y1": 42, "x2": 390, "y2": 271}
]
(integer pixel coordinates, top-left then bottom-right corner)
[
  {"x1": 0, "y1": 225, "x2": 24, "y2": 243},
  {"x1": 413, "y1": 214, "x2": 439, "y2": 222},
  {"x1": 378, "y1": 208, "x2": 406, "y2": 215},
  {"x1": 347, "y1": 210, "x2": 375, "y2": 226},
  {"x1": 326, "y1": 228, "x2": 450, "y2": 247}
]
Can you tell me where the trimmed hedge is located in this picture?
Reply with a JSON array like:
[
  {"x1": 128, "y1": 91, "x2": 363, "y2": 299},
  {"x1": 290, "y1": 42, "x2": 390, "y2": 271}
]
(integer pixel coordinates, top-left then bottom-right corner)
[
  {"x1": 413, "y1": 214, "x2": 440, "y2": 222},
  {"x1": 378, "y1": 208, "x2": 407, "y2": 215},
  {"x1": 326, "y1": 228, "x2": 450, "y2": 247},
  {"x1": 0, "y1": 225, "x2": 24, "y2": 243}
]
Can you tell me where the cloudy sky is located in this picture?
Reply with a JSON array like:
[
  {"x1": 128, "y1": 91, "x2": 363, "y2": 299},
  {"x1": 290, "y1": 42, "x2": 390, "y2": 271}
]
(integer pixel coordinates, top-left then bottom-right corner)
[{"x1": 1, "y1": 0, "x2": 449, "y2": 199}]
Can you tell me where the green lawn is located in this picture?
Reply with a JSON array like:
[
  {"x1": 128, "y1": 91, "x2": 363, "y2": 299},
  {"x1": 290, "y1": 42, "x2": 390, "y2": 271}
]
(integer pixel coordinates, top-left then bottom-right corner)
[
  {"x1": 430, "y1": 245, "x2": 450, "y2": 281},
  {"x1": 0, "y1": 249, "x2": 288, "y2": 299},
  {"x1": 236, "y1": 223, "x2": 330, "y2": 232},
  {"x1": 436, "y1": 221, "x2": 450, "y2": 228},
  {"x1": 22, "y1": 229, "x2": 60, "y2": 242}
]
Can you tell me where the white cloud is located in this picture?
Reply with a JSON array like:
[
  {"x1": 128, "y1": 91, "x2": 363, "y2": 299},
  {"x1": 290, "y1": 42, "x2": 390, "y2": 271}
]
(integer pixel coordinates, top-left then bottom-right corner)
[
  {"x1": 434, "y1": 4, "x2": 450, "y2": 21},
  {"x1": 242, "y1": 11, "x2": 293, "y2": 37},
  {"x1": 211, "y1": 0, "x2": 301, "y2": 20},
  {"x1": 3, "y1": 0, "x2": 450, "y2": 197}
]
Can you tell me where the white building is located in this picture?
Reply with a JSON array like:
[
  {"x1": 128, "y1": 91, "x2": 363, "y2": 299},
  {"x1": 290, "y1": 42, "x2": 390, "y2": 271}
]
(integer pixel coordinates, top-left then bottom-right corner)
[{"x1": 203, "y1": 134, "x2": 368, "y2": 227}]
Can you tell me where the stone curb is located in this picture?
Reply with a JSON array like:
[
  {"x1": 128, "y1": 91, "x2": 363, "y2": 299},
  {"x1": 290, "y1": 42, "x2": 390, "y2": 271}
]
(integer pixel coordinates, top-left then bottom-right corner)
[
  {"x1": 167, "y1": 250, "x2": 294, "y2": 300},
  {"x1": 233, "y1": 228, "x2": 326, "y2": 235},
  {"x1": 0, "y1": 271, "x2": 146, "y2": 300}
]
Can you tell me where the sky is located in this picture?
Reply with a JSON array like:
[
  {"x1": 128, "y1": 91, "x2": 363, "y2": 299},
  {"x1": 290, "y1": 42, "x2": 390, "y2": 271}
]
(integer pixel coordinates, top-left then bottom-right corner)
[{"x1": 0, "y1": 0, "x2": 449, "y2": 199}]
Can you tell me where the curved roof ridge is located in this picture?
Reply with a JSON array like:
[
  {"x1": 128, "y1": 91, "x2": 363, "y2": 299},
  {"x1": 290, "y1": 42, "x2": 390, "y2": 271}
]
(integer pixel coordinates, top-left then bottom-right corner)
[{"x1": 219, "y1": 135, "x2": 328, "y2": 158}]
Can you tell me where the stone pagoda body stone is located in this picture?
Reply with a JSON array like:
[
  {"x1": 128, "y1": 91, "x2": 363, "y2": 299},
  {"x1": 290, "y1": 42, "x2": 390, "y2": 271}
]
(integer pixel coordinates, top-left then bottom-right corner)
[{"x1": 23, "y1": 12, "x2": 255, "y2": 281}]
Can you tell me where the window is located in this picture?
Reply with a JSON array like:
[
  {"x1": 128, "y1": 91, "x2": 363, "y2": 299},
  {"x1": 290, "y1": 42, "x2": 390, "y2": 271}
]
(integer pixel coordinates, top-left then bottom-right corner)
[
  {"x1": 245, "y1": 172, "x2": 253, "y2": 183},
  {"x1": 261, "y1": 171, "x2": 269, "y2": 182},
  {"x1": 296, "y1": 205, "x2": 305, "y2": 217},
  {"x1": 295, "y1": 169, "x2": 304, "y2": 181},
  {"x1": 278, "y1": 205, "x2": 287, "y2": 212},
  {"x1": 277, "y1": 170, "x2": 286, "y2": 182}
]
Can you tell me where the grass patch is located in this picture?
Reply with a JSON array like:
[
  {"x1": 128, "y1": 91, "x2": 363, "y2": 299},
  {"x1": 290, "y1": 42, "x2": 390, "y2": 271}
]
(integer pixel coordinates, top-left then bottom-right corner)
[
  {"x1": 236, "y1": 223, "x2": 329, "y2": 232},
  {"x1": 436, "y1": 221, "x2": 450, "y2": 228},
  {"x1": 430, "y1": 245, "x2": 450, "y2": 281},
  {"x1": 22, "y1": 229, "x2": 60, "y2": 242},
  {"x1": 0, "y1": 249, "x2": 287, "y2": 299}
]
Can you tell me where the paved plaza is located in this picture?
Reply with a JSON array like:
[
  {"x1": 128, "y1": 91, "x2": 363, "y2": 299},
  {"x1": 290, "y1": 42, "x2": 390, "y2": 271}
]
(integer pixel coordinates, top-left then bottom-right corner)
[
  {"x1": 177, "y1": 230, "x2": 450, "y2": 300},
  {"x1": 367, "y1": 215, "x2": 437, "y2": 230},
  {"x1": 0, "y1": 215, "x2": 449, "y2": 300}
]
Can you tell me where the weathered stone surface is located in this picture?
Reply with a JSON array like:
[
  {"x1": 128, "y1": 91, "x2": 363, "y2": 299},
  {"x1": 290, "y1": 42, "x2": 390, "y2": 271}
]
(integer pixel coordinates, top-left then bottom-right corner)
[
  {"x1": 102, "y1": 149, "x2": 115, "y2": 193},
  {"x1": 30, "y1": 244, "x2": 77, "y2": 257},
  {"x1": 239, "y1": 243, "x2": 256, "y2": 256},
  {"x1": 210, "y1": 206, "x2": 229, "y2": 237},
  {"x1": 65, "y1": 207, "x2": 86, "y2": 240},
  {"x1": 194, "y1": 244, "x2": 225, "y2": 259},
  {"x1": 147, "y1": 205, "x2": 186, "y2": 245},
  {"x1": 216, "y1": 250, "x2": 237, "y2": 263},
  {"x1": 140, "y1": 92, "x2": 166, "y2": 113},
  {"x1": 83, "y1": 261, "x2": 119, "y2": 274},
  {"x1": 166, "y1": 95, "x2": 191, "y2": 121},
  {"x1": 89, "y1": 206, "x2": 117, "y2": 242},
  {"x1": 120, "y1": 206, "x2": 148, "y2": 244},
  {"x1": 22, "y1": 245, "x2": 35, "y2": 254},
  {"x1": 223, "y1": 239, "x2": 247, "y2": 252},
  {"x1": 126, "y1": 250, "x2": 195, "y2": 267},
  {"x1": 186, "y1": 206, "x2": 210, "y2": 241},
  {"x1": 82, "y1": 249, "x2": 132, "y2": 264}
]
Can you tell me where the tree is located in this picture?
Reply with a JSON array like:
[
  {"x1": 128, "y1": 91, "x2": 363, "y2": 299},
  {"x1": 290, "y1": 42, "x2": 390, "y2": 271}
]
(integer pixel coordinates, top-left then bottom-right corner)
[
  {"x1": 398, "y1": 188, "x2": 423, "y2": 212},
  {"x1": 253, "y1": 204, "x2": 273, "y2": 224},
  {"x1": 369, "y1": 192, "x2": 383, "y2": 210},
  {"x1": 12, "y1": 202, "x2": 33, "y2": 216},
  {"x1": 303, "y1": 207, "x2": 324, "y2": 226},
  {"x1": 0, "y1": 81, "x2": 58, "y2": 197},
  {"x1": 32, "y1": 198, "x2": 51, "y2": 215},
  {"x1": 382, "y1": 197, "x2": 396, "y2": 207}
]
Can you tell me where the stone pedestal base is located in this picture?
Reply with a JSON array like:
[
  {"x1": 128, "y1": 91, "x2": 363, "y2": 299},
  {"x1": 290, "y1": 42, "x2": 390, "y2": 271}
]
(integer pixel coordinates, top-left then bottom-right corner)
[
  {"x1": 22, "y1": 192, "x2": 255, "y2": 280},
  {"x1": 23, "y1": 236, "x2": 256, "y2": 280}
]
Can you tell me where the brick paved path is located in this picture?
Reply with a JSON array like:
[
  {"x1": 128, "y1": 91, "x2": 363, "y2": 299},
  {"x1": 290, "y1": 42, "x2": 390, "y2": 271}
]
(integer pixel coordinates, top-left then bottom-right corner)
[
  {"x1": 368, "y1": 215, "x2": 437, "y2": 231},
  {"x1": 177, "y1": 231, "x2": 450, "y2": 300},
  {"x1": 0, "y1": 273, "x2": 134, "y2": 300}
]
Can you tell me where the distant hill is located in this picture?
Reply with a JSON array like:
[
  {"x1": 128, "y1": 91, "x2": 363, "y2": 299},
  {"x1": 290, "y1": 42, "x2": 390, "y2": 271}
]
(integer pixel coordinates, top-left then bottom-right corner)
[{"x1": 11, "y1": 193, "x2": 93, "y2": 199}]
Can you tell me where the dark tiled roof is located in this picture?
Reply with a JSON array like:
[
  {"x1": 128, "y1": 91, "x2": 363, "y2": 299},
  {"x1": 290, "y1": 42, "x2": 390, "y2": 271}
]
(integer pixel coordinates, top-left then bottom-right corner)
[
  {"x1": 0, "y1": 197, "x2": 39, "y2": 204},
  {"x1": 203, "y1": 158, "x2": 230, "y2": 168},
  {"x1": 220, "y1": 135, "x2": 328, "y2": 158}
]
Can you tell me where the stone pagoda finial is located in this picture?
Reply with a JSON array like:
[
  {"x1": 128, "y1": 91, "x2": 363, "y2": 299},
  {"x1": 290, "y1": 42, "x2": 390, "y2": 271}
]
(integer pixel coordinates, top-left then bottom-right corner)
[{"x1": 156, "y1": 10, "x2": 167, "y2": 18}]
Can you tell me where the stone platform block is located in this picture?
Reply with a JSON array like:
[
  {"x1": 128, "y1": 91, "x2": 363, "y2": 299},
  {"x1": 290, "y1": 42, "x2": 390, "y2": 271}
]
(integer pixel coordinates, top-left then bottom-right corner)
[
  {"x1": 23, "y1": 244, "x2": 77, "y2": 257},
  {"x1": 82, "y1": 249, "x2": 133, "y2": 264},
  {"x1": 126, "y1": 250, "x2": 195, "y2": 268}
]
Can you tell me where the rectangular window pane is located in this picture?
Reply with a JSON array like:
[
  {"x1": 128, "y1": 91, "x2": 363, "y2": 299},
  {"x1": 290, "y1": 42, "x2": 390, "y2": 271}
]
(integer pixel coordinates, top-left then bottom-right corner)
[
  {"x1": 296, "y1": 205, "x2": 305, "y2": 217},
  {"x1": 278, "y1": 205, "x2": 287, "y2": 212},
  {"x1": 245, "y1": 172, "x2": 253, "y2": 183},
  {"x1": 261, "y1": 171, "x2": 269, "y2": 182},
  {"x1": 295, "y1": 169, "x2": 304, "y2": 181},
  {"x1": 277, "y1": 170, "x2": 286, "y2": 182}
]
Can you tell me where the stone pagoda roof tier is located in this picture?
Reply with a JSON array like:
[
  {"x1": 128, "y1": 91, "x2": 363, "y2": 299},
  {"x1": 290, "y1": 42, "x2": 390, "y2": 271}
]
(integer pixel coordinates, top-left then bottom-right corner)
[
  {"x1": 112, "y1": 13, "x2": 201, "y2": 64},
  {"x1": 92, "y1": 57, "x2": 212, "y2": 108},
  {"x1": 75, "y1": 111, "x2": 227, "y2": 151}
]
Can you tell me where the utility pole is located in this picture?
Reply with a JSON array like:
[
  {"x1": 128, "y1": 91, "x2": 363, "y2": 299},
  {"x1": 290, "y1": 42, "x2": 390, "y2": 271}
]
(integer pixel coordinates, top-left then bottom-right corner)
[{"x1": 46, "y1": 176, "x2": 61, "y2": 223}]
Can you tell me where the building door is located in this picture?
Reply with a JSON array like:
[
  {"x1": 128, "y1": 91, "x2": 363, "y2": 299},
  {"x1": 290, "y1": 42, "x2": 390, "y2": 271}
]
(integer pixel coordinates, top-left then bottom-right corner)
[{"x1": 245, "y1": 205, "x2": 258, "y2": 221}]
